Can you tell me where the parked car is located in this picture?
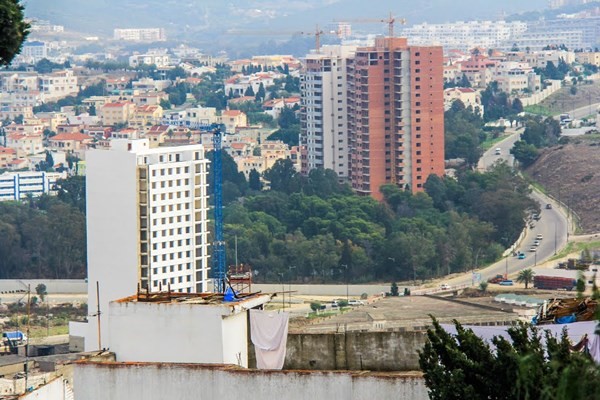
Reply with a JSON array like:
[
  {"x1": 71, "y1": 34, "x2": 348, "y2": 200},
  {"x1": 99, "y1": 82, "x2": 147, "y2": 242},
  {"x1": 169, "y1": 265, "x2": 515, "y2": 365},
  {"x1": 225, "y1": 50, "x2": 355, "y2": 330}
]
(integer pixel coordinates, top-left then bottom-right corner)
[
  {"x1": 529, "y1": 247, "x2": 537, "y2": 252},
  {"x1": 499, "y1": 280, "x2": 514, "y2": 286},
  {"x1": 536, "y1": 234, "x2": 543, "y2": 240},
  {"x1": 440, "y1": 283, "x2": 451, "y2": 290},
  {"x1": 533, "y1": 240, "x2": 540, "y2": 246},
  {"x1": 495, "y1": 148, "x2": 501, "y2": 155},
  {"x1": 546, "y1": 203, "x2": 552, "y2": 209},
  {"x1": 348, "y1": 300, "x2": 365, "y2": 306}
]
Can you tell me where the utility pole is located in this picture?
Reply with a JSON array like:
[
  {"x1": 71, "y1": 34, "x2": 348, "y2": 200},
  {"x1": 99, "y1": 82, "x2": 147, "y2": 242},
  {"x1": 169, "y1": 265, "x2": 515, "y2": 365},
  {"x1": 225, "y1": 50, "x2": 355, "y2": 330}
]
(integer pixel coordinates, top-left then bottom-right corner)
[
  {"x1": 554, "y1": 222, "x2": 557, "y2": 255},
  {"x1": 25, "y1": 284, "x2": 30, "y2": 393},
  {"x1": 278, "y1": 273, "x2": 284, "y2": 310},
  {"x1": 341, "y1": 264, "x2": 349, "y2": 302},
  {"x1": 288, "y1": 266, "x2": 296, "y2": 309}
]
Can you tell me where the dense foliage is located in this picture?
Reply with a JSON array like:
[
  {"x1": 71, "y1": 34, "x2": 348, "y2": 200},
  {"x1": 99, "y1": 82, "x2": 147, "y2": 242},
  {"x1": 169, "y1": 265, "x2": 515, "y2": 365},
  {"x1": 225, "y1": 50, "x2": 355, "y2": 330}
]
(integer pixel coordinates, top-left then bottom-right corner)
[
  {"x1": 219, "y1": 158, "x2": 535, "y2": 283},
  {"x1": 419, "y1": 318, "x2": 600, "y2": 400},
  {"x1": 0, "y1": 184, "x2": 86, "y2": 279},
  {"x1": 444, "y1": 100, "x2": 485, "y2": 166},
  {"x1": 511, "y1": 116, "x2": 561, "y2": 167},
  {"x1": 0, "y1": 0, "x2": 29, "y2": 66}
]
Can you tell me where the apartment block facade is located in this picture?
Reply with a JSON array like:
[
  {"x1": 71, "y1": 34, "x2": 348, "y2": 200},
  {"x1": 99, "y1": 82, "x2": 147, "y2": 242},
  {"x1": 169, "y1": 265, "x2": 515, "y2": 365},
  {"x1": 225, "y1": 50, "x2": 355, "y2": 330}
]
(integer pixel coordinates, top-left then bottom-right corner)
[
  {"x1": 85, "y1": 139, "x2": 210, "y2": 350},
  {"x1": 0, "y1": 171, "x2": 65, "y2": 201},
  {"x1": 300, "y1": 45, "x2": 356, "y2": 180},
  {"x1": 300, "y1": 39, "x2": 444, "y2": 200}
]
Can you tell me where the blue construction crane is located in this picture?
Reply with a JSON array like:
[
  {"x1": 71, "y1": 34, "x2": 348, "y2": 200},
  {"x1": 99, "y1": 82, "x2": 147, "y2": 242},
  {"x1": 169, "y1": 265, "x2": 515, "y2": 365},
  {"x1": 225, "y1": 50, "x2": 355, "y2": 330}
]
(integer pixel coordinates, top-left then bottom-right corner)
[
  {"x1": 211, "y1": 125, "x2": 226, "y2": 293},
  {"x1": 160, "y1": 119, "x2": 227, "y2": 293}
]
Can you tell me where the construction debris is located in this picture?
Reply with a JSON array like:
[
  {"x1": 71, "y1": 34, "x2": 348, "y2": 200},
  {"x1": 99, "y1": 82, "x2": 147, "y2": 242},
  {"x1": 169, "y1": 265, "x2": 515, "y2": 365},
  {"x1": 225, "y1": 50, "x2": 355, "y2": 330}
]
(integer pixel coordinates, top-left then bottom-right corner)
[{"x1": 532, "y1": 297, "x2": 598, "y2": 325}]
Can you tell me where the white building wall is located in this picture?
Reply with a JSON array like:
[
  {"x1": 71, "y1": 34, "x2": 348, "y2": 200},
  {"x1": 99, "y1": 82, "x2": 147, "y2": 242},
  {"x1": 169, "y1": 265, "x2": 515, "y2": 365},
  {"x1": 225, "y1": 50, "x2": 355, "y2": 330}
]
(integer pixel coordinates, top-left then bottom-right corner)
[
  {"x1": 85, "y1": 139, "x2": 211, "y2": 352},
  {"x1": 74, "y1": 363, "x2": 429, "y2": 400},
  {"x1": 86, "y1": 147, "x2": 140, "y2": 351},
  {"x1": 18, "y1": 377, "x2": 70, "y2": 400},
  {"x1": 108, "y1": 301, "x2": 231, "y2": 364}
]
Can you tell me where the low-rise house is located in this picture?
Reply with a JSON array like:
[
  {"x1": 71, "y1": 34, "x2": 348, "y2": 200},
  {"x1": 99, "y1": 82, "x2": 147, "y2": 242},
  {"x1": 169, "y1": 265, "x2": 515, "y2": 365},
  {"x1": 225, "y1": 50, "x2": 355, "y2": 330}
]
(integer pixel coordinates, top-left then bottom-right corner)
[
  {"x1": 262, "y1": 97, "x2": 301, "y2": 119},
  {"x1": 130, "y1": 105, "x2": 163, "y2": 130},
  {"x1": 5, "y1": 132, "x2": 44, "y2": 156},
  {"x1": 0, "y1": 147, "x2": 17, "y2": 168},
  {"x1": 444, "y1": 87, "x2": 484, "y2": 114},
  {"x1": 144, "y1": 125, "x2": 170, "y2": 147},
  {"x1": 218, "y1": 109, "x2": 248, "y2": 132},
  {"x1": 48, "y1": 132, "x2": 93, "y2": 152},
  {"x1": 99, "y1": 102, "x2": 135, "y2": 126}
]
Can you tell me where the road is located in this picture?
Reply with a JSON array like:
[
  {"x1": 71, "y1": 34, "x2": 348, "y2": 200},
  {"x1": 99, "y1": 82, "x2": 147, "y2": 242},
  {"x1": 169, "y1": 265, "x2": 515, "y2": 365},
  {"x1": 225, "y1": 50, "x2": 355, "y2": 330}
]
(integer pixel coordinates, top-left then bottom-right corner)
[
  {"x1": 565, "y1": 102, "x2": 600, "y2": 120},
  {"x1": 447, "y1": 130, "x2": 570, "y2": 288}
]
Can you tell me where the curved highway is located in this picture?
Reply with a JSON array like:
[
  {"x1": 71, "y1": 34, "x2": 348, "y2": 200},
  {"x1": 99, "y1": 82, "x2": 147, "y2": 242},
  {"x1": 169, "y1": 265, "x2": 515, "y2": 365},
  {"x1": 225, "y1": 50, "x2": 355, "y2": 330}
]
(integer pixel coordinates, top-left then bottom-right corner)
[{"x1": 442, "y1": 129, "x2": 570, "y2": 288}]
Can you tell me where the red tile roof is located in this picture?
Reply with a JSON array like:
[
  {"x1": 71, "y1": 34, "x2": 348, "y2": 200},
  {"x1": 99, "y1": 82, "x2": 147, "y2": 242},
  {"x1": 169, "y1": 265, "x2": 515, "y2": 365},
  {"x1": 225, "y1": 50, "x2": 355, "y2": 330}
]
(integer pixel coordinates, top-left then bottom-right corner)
[
  {"x1": 222, "y1": 110, "x2": 243, "y2": 117},
  {"x1": 50, "y1": 133, "x2": 91, "y2": 142}
]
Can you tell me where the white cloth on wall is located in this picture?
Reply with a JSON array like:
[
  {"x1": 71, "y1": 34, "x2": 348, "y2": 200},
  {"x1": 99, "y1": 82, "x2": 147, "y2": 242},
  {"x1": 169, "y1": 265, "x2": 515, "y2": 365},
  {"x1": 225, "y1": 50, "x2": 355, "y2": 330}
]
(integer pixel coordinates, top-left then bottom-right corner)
[{"x1": 250, "y1": 309, "x2": 289, "y2": 369}]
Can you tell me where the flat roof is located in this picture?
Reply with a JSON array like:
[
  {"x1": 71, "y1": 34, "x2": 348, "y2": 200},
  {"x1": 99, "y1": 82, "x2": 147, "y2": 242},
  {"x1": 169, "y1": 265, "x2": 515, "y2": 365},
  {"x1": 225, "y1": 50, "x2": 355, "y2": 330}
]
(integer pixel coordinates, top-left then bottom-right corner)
[{"x1": 114, "y1": 291, "x2": 273, "y2": 309}]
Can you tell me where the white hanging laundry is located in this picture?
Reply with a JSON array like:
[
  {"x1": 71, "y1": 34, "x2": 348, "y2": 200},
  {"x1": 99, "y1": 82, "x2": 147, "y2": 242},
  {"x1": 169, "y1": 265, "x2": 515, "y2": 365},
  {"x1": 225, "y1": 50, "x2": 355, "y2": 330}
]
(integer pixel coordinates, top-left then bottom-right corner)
[{"x1": 250, "y1": 309, "x2": 289, "y2": 369}]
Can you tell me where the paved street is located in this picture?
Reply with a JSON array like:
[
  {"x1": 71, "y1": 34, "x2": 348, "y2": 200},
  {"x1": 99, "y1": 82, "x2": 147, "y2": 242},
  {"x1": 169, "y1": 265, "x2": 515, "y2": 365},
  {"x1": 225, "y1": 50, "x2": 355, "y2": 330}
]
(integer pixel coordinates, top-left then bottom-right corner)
[{"x1": 448, "y1": 130, "x2": 570, "y2": 288}]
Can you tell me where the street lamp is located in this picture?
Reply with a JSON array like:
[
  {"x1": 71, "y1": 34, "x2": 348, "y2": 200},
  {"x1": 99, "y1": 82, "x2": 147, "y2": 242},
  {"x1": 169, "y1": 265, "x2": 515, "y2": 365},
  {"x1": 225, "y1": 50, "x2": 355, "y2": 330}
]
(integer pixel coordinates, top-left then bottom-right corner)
[
  {"x1": 288, "y1": 266, "x2": 296, "y2": 309},
  {"x1": 554, "y1": 222, "x2": 557, "y2": 255},
  {"x1": 341, "y1": 264, "x2": 349, "y2": 302},
  {"x1": 278, "y1": 273, "x2": 284, "y2": 310}
]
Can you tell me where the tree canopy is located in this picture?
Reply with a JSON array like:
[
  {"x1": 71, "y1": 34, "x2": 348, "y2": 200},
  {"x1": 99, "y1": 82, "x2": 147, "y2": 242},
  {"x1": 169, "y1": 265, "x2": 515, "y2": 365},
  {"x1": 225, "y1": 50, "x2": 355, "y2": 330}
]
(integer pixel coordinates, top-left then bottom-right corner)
[
  {"x1": 0, "y1": 0, "x2": 29, "y2": 66},
  {"x1": 420, "y1": 318, "x2": 600, "y2": 400}
]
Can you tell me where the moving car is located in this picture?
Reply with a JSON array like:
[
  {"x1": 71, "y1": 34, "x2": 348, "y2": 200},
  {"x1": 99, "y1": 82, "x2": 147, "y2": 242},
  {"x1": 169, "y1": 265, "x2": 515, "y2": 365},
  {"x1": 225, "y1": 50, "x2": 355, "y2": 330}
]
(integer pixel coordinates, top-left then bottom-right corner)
[
  {"x1": 546, "y1": 203, "x2": 552, "y2": 209},
  {"x1": 499, "y1": 280, "x2": 514, "y2": 286},
  {"x1": 495, "y1": 148, "x2": 501, "y2": 155},
  {"x1": 348, "y1": 300, "x2": 365, "y2": 306},
  {"x1": 518, "y1": 253, "x2": 526, "y2": 259},
  {"x1": 440, "y1": 283, "x2": 451, "y2": 290}
]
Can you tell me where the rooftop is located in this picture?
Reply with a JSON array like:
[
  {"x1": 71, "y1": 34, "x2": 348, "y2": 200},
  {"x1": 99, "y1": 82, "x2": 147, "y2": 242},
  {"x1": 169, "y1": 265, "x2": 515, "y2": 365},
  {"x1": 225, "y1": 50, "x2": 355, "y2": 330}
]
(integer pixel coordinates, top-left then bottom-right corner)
[{"x1": 114, "y1": 289, "x2": 273, "y2": 311}]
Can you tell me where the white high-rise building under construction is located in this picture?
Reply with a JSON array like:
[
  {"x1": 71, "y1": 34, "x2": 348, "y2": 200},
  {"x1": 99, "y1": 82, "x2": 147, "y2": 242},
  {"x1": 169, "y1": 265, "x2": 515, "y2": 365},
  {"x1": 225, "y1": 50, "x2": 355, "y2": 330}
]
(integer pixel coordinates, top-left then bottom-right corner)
[{"x1": 83, "y1": 139, "x2": 210, "y2": 351}]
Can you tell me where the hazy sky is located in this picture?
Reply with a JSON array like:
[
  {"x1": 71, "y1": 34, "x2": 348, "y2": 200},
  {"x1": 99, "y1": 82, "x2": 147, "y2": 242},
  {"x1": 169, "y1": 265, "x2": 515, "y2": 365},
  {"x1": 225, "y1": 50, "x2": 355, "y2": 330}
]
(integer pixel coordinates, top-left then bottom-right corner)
[{"x1": 26, "y1": 0, "x2": 551, "y2": 36}]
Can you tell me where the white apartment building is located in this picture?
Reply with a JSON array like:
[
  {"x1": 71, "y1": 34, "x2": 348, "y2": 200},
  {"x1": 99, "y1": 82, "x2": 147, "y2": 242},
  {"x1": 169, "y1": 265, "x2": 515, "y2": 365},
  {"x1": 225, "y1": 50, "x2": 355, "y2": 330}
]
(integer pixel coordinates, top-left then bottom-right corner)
[
  {"x1": 403, "y1": 21, "x2": 527, "y2": 51},
  {"x1": 18, "y1": 41, "x2": 48, "y2": 63},
  {"x1": 0, "y1": 70, "x2": 78, "y2": 104},
  {"x1": 300, "y1": 45, "x2": 356, "y2": 180},
  {"x1": 0, "y1": 171, "x2": 66, "y2": 201},
  {"x1": 85, "y1": 139, "x2": 211, "y2": 351},
  {"x1": 114, "y1": 28, "x2": 166, "y2": 42},
  {"x1": 129, "y1": 54, "x2": 171, "y2": 68},
  {"x1": 38, "y1": 70, "x2": 78, "y2": 102}
]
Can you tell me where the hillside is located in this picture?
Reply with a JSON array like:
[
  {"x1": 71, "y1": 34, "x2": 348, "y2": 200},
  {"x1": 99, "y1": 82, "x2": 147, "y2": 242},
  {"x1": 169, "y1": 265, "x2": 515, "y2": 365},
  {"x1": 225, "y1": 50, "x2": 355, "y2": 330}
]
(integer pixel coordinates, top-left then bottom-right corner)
[
  {"x1": 25, "y1": 0, "x2": 548, "y2": 40},
  {"x1": 526, "y1": 136, "x2": 600, "y2": 234}
]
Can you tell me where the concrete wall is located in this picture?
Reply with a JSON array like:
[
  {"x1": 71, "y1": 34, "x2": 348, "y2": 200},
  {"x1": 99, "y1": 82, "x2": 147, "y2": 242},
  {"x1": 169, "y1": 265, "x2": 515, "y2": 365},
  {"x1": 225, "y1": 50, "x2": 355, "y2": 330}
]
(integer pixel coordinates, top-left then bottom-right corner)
[
  {"x1": 108, "y1": 300, "x2": 248, "y2": 367},
  {"x1": 519, "y1": 79, "x2": 561, "y2": 107},
  {"x1": 18, "y1": 377, "x2": 70, "y2": 400},
  {"x1": 0, "y1": 280, "x2": 86, "y2": 294},
  {"x1": 86, "y1": 148, "x2": 140, "y2": 352},
  {"x1": 280, "y1": 331, "x2": 427, "y2": 372},
  {"x1": 74, "y1": 361, "x2": 429, "y2": 400}
]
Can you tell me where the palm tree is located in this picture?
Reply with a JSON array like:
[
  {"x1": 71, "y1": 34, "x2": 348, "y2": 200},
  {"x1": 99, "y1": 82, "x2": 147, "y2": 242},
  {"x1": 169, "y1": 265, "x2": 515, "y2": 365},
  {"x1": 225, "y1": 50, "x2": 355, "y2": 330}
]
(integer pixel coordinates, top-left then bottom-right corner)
[{"x1": 516, "y1": 269, "x2": 535, "y2": 289}]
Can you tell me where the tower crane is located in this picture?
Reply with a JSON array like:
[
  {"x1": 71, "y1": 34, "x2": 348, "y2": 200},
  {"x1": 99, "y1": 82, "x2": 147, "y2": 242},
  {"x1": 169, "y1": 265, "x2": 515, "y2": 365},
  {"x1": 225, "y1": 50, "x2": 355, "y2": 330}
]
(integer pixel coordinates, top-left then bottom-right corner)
[
  {"x1": 226, "y1": 25, "x2": 339, "y2": 53},
  {"x1": 161, "y1": 119, "x2": 227, "y2": 293},
  {"x1": 335, "y1": 12, "x2": 406, "y2": 38}
]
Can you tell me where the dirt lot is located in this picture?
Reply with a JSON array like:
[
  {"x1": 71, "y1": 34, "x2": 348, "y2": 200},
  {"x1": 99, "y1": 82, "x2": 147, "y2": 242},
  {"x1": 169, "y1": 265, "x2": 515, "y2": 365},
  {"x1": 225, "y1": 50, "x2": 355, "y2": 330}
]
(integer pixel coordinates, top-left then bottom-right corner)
[
  {"x1": 527, "y1": 135, "x2": 600, "y2": 233},
  {"x1": 526, "y1": 80, "x2": 600, "y2": 116}
]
